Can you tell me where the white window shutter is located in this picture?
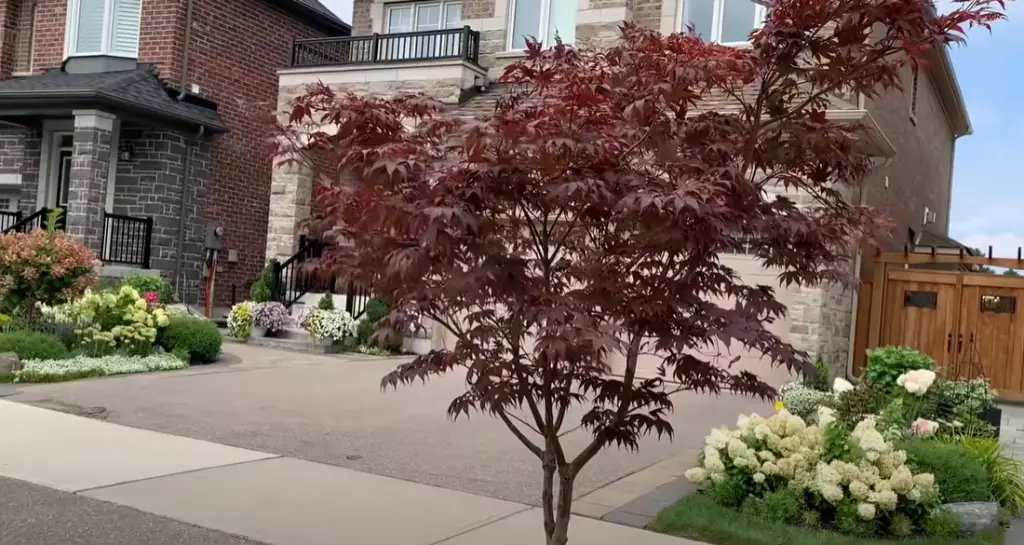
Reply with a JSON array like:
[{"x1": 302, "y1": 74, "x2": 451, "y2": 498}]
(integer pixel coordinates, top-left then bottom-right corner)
[{"x1": 110, "y1": 0, "x2": 142, "y2": 57}]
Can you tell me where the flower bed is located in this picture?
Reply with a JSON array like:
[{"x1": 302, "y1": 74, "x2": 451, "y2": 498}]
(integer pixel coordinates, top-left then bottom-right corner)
[
  {"x1": 661, "y1": 347, "x2": 1022, "y2": 544},
  {"x1": 15, "y1": 353, "x2": 187, "y2": 383}
]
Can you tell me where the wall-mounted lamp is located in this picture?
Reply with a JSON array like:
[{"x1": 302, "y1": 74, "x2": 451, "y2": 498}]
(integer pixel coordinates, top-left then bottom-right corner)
[{"x1": 118, "y1": 141, "x2": 134, "y2": 162}]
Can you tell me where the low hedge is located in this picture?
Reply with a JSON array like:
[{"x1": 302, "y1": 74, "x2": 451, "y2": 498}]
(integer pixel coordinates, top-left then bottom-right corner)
[
  {"x1": 0, "y1": 331, "x2": 69, "y2": 361},
  {"x1": 900, "y1": 439, "x2": 991, "y2": 504},
  {"x1": 16, "y1": 354, "x2": 187, "y2": 383},
  {"x1": 157, "y1": 316, "x2": 222, "y2": 364},
  {"x1": 650, "y1": 494, "x2": 1003, "y2": 545}
]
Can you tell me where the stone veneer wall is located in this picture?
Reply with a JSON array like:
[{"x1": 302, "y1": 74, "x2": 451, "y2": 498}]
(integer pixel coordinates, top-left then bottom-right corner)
[
  {"x1": 0, "y1": 128, "x2": 40, "y2": 214},
  {"x1": 65, "y1": 122, "x2": 111, "y2": 254},
  {"x1": 113, "y1": 128, "x2": 213, "y2": 300}
]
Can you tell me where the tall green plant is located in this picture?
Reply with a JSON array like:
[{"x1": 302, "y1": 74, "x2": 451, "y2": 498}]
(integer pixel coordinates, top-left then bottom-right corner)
[
  {"x1": 941, "y1": 433, "x2": 1024, "y2": 514},
  {"x1": 864, "y1": 346, "x2": 935, "y2": 390}
]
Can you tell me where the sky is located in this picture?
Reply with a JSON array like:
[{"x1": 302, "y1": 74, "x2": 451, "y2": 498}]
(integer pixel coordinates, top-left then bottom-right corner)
[{"x1": 315, "y1": 0, "x2": 1021, "y2": 257}]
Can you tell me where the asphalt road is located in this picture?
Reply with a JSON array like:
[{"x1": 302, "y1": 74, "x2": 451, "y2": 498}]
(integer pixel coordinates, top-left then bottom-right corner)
[
  {"x1": 5, "y1": 343, "x2": 771, "y2": 505},
  {"x1": 0, "y1": 476, "x2": 265, "y2": 545}
]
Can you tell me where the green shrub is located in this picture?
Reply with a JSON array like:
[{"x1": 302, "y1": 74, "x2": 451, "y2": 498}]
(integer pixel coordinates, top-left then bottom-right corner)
[
  {"x1": 317, "y1": 293, "x2": 335, "y2": 311},
  {"x1": 834, "y1": 502, "x2": 876, "y2": 537},
  {"x1": 0, "y1": 331, "x2": 69, "y2": 360},
  {"x1": 707, "y1": 473, "x2": 748, "y2": 508},
  {"x1": 834, "y1": 383, "x2": 887, "y2": 427},
  {"x1": 740, "y1": 496, "x2": 764, "y2": 518},
  {"x1": 798, "y1": 509, "x2": 820, "y2": 529},
  {"x1": 356, "y1": 298, "x2": 399, "y2": 350},
  {"x1": 901, "y1": 439, "x2": 990, "y2": 503},
  {"x1": 250, "y1": 280, "x2": 271, "y2": 303},
  {"x1": 171, "y1": 345, "x2": 191, "y2": 363},
  {"x1": 778, "y1": 382, "x2": 834, "y2": 419},
  {"x1": 943, "y1": 434, "x2": 1024, "y2": 514},
  {"x1": 924, "y1": 510, "x2": 963, "y2": 538},
  {"x1": 760, "y1": 489, "x2": 803, "y2": 525},
  {"x1": 158, "y1": 316, "x2": 222, "y2": 364},
  {"x1": 864, "y1": 346, "x2": 935, "y2": 390},
  {"x1": 121, "y1": 273, "x2": 176, "y2": 304},
  {"x1": 888, "y1": 513, "x2": 913, "y2": 537}
]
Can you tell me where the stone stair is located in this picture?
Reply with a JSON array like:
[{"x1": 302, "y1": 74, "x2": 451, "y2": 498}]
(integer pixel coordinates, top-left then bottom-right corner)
[{"x1": 453, "y1": 83, "x2": 508, "y2": 120}]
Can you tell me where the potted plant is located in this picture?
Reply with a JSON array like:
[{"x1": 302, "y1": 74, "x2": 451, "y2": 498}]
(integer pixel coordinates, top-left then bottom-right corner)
[
  {"x1": 252, "y1": 302, "x2": 290, "y2": 337},
  {"x1": 302, "y1": 308, "x2": 356, "y2": 352},
  {"x1": 227, "y1": 301, "x2": 256, "y2": 340}
]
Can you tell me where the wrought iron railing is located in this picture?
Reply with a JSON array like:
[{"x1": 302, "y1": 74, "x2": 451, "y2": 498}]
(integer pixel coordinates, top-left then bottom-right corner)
[
  {"x1": 0, "y1": 210, "x2": 21, "y2": 232},
  {"x1": 271, "y1": 237, "x2": 328, "y2": 308},
  {"x1": 291, "y1": 27, "x2": 481, "y2": 68},
  {"x1": 101, "y1": 213, "x2": 153, "y2": 268},
  {"x1": 2, "y1": 207, "x2": 64, "y2": 234}
]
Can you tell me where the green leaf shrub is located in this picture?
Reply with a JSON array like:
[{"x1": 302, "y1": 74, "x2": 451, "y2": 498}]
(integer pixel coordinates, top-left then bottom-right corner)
[
  {"x1": 158, "y1": 316, "x2": 222, "y2": 364},
  {"x1": 864, "y1": 346, "x2": 935, "y2": 391},
  {"x1": 121, "y1": 273, "x2": 176, "y2": 304},
  {"x1": 900, "y1": 439, "x2": 990, "y2": 503},
  {"x1": 0, "y1": 331, "x2": 69, "y2": 360}
]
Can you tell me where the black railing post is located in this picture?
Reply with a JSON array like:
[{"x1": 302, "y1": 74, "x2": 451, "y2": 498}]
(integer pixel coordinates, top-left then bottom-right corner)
[
  {"x1": 270, "y1": 260, "x2": 284, "y2": 302},
  {"x1": 370, "y1": 33, "x2": 380, "y2": 63},
  {"x1": 142, "y1": 216, "x2": 153, "y2": 268},
  {"x1": 461, "y1": 26, "x2": 471, "y2": 61}
]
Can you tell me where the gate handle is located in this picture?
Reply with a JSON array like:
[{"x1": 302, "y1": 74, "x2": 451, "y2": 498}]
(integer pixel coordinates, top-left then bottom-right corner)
[
  {"x1": 947, "y1": 333, "x2": 953, "y2": 353},
  {"x1": 958, "y1": 333, "x2": 963, "y2": 353}
]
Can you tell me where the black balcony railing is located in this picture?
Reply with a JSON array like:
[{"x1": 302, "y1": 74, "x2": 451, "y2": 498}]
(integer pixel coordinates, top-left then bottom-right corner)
[
  {"x1": 101, "y1": 213, "x2": 153, "y2": 268},
  {"x1": 2, "y1": 207, "x2": 65, "y2": 234},
  {"x1": 0, "y1": 210, "x2": 21, "y2": 232},
  {"x1": 291, "y1": 26, "x2": 481, "y2": 68}
]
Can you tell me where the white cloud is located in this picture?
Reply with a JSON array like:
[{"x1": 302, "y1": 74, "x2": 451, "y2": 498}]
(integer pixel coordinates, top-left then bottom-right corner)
[{"x1": 959, "y1": 231, "x2": 1024, "y2": 259}]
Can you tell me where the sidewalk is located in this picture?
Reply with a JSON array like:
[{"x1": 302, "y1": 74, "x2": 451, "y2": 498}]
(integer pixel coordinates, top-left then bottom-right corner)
[{"x1": 0, "y1": 400, "x2": 698, "y2": 545}]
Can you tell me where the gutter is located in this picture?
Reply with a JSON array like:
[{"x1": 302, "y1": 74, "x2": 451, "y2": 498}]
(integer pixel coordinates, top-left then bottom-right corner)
[{"x1": 0, "y1": 90, "x2": 229, "y2": 132}]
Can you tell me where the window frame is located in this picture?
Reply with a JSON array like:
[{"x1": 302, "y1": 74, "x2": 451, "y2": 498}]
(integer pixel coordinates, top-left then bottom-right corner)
[
  {"x1": 677, "y1": 0, "x2": 767, "y2": 46},
  {"x1": 505, "y1": 0, "x2": 551, "y2": 52},
  {"x1": 385, "y1": 1, "x2": 463, "y2": 34},
  {"x1": 63, "y1": 0, "x2": 142, "y2": 59}
]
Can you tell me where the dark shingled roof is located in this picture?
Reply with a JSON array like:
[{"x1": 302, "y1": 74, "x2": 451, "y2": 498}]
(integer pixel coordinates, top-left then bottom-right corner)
[
  {"x1": 0, "y1": 64, "x2": 228, "y2": 132},
  {"x1": 916, "y1": 230, "x2": 972, "y2": 251},
  {"x1": 281, "y1": 0, "x2": 351, "y2": 34}
]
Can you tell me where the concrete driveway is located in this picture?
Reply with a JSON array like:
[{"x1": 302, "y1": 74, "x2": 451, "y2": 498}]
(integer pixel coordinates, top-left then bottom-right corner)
[{"x1": 4, "y1": 343, "x2": 770, "y2": 505}]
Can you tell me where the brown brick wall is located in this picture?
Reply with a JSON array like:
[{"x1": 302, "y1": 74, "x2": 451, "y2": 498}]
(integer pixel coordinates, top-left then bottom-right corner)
[
  {"x1": 13, "y1": 0, "x2": 34, "y2": 73},
  {"x1": 185, "y1": 0, "x2": 327, "y2": 301},
  {"x1": 861, "y1": 66, "x2": 955, "y2": 271},
  {"x1": 29, "y1": 0, "x2": 63, "y2": 70}
]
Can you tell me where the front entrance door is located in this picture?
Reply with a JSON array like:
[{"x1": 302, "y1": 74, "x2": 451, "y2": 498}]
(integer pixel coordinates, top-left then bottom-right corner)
[{"x1": 49, "y1": 132, "x2": 74, "y2": 210}]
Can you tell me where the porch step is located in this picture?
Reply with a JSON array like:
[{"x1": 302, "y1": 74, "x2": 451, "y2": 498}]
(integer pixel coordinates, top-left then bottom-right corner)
[{"x1": 245, "y1": 330, "x2": 343, "y2": 355}]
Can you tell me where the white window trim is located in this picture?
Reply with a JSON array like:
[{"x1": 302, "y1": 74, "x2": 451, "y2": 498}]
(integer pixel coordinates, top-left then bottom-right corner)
[
  {"x1": 505, "y1": 0, "x2": 552, "y2": 52},
  {"x1": 676, "y1": 0, "x2": 767, "y2": 46},
  {"x1": 63, "y1": 0, "x2": 142, "y2": 59},
  {"x1": 385, "y1": 1, "x2": 463, "y2": 34}
]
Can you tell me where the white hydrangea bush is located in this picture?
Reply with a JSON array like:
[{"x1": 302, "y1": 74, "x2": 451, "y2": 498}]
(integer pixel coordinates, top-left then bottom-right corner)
[{"x1": 685, "y1": 409, "x2": 939, "y2": 533}]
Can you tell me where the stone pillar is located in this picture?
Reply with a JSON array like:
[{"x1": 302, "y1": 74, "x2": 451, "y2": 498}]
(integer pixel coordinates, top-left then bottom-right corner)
[
  {"x1": 66, "y1": 110, "x2": 114, "y2": 254},
  {"x1": 265, "y1": 159, "x2": 313, "y2": 263},
  {"x1": 19, "y1": 127, "x2": 40, "y2": 212}
]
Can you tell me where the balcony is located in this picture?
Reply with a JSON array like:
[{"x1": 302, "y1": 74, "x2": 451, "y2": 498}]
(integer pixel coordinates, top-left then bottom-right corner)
[{"x1": 291, "y1": 27, "x2": 481, "y2": 68}]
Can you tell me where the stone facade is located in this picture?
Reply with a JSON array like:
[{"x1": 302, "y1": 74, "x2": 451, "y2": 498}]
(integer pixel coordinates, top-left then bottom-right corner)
[
  {"x1": 266, "y1": 161, "x2": 314, "y2": 263},
  {"x1": 113, "y1": 128, "x2": 213, "y2": 298},
  {"x1": 65, "y1": 114, "x2": 113, "y2": 254}
]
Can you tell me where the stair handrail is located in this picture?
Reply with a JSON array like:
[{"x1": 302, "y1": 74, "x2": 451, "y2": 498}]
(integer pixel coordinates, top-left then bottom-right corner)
[
  {"x1": 1, "y1": 207, "x2": 53, "y2": 234},
  {"x1": 271, "y1": 237, "x2": 327, "y2": 308}
]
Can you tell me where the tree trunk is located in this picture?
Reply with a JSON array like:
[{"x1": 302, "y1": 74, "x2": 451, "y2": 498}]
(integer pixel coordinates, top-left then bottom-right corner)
[
  {"x1": 546, "y1": 467, "x2": 576, "y2": 545},
  {"x1": 541, "y1": 450, "x2": 557, "y2": 542}
]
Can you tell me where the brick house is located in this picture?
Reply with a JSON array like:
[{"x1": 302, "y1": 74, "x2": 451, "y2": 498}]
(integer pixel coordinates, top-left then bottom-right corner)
[
  {"x1": 269, "y1": 0, "x2": 971, "y2": 379},
  {"x1": 0, "y1": 0, "x2": 350, "y2": 304}
]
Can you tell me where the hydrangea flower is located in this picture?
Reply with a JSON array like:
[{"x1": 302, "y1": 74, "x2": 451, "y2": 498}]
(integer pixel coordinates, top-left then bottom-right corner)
[
  {"x1": 910, "y1": 418, "x2": 939, "y2": 438},
  {"x1": 857, "y1": 503, "x2": 877, "y2": 520},
  {"x1": 896, "y1": 369, "x2": 937, "y2": 395},
  {"x1": 832, "y1": 377, "x2": 855, "y2": 393}
]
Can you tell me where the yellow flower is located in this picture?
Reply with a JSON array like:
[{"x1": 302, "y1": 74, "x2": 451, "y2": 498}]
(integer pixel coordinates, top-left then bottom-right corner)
[{"x1": 774, "y1": 401, "x2": 784, "y2": 411}]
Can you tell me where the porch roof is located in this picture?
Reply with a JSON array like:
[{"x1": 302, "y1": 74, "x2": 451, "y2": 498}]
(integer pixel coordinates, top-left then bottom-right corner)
[{"x1": 0, "y1": 63, "x2": 229, "y2": 133}]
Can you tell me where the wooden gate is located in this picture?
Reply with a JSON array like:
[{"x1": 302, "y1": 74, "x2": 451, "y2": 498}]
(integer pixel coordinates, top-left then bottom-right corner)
[{"x1": 856, "y1": 252, "x2": 1024, "y2": 401}]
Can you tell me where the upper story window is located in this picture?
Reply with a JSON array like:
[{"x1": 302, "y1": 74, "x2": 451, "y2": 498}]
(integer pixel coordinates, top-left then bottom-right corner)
[
  {"x1": 507, "y1": 0, "x2": 577, "y2": 50},
  {"x1": 65, "y1": 0, "x2": 142, "y2": 58},
  {"x1": 387, "y1": 1, "x2": 463, "y2": 33},
  {"x1": 681, "y1": 0, "x2": 765, "y2": 45}
]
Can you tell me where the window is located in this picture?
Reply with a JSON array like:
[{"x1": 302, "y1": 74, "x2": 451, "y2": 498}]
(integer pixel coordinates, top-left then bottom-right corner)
[
  {"x1": 680, "y1": 0, "x2": 765, "y2": 44},
  {"x1": 507, "y1": 0, "x2": 577, "y2": 50},
  {"x1": 903, "y1": 290, "x2": 938, "y2": 309},
  {"x1": 909, "y1": 69, "x2": 920, "y2": 119},
  {"x1": 384, "y1": 2, "x2": 463, "y2": 60},
  {"x1": 64, "y1": 0, "x2": 142, "y2": 58},
  {"x1": 981, "y1": 295, "x2": 1016, "y2": 314},
  {"x1": 0, "y1": 198, "x2": 11, "y2": 211}
]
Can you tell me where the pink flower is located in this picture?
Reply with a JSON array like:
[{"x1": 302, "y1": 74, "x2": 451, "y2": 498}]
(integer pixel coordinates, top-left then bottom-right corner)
[
  {"x1": 143, "y1": 291, "x2": 159, "y2": 305},
  {"x1": 911, "y1": 418, "x2": 939, "y2": 438}
]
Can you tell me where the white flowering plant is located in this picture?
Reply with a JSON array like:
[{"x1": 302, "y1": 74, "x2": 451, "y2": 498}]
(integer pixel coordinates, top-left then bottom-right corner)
[
  {"x1": 15, "y1": 353, "x2": 187, "y2": 383},
  {"x1": 227, "y1": 301, "x2": 256, "y2": 339},
  {"x1": 253, "y1": 302, "x2": 291, "y2": 332},
  {"x1": 685, "y1": 408, "x2": 940, "y2": 537},
  {"x1": 302, "y1": 308, "x2": 357, "y2": 342}
]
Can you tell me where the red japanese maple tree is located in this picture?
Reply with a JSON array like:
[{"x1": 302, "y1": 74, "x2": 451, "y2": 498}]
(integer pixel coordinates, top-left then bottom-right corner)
[{"x1": 277, "y1": 0, "x2": 1003, "y2": 541}]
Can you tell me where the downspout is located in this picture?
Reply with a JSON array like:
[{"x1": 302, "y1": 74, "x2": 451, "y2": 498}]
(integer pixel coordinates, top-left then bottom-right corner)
[
  {"x1": 176, "y1": 0, "x2": 196, "y2": 101},
  {"x1": 174, "y1": 125, "x2": 205, "y2": 299}
]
